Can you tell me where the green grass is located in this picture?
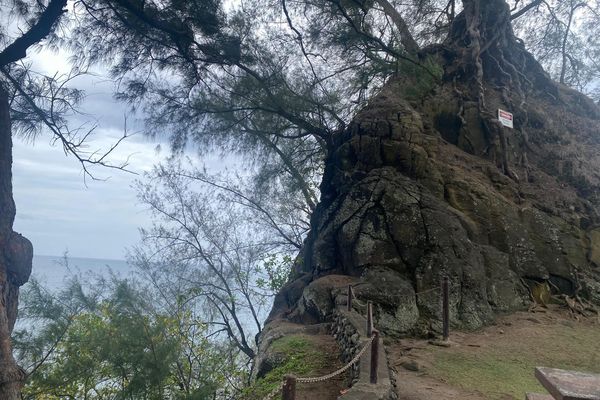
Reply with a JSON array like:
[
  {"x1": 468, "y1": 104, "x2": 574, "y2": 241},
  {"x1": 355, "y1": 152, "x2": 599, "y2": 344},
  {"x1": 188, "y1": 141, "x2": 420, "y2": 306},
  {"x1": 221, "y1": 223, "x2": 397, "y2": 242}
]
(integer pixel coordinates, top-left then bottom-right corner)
[
  {"x1": 243, "y1": 335, "x2": 331, "y2": 398},
  {"x1": 426, "y1": 323, "x2": 600, "y2": 399}
]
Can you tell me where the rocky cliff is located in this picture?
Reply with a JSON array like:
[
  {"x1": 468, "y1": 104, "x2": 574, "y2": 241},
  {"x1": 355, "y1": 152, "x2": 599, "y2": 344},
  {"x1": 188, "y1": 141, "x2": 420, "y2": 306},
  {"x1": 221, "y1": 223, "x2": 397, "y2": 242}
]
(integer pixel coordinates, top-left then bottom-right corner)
[{"x1": 263, "y1": 0, "x2": 600, "y2": 345}]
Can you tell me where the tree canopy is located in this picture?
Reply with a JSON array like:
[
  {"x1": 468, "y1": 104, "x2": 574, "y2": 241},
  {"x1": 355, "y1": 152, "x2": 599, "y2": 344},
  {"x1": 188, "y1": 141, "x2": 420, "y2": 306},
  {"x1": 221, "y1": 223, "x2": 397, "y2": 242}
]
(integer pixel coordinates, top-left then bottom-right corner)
[
  {"x1": 14, "y1": 275, "x2": 237, "y2": 399},
  {"x1": 61, "y1": 0, "x2": 600, "y2": 211}
]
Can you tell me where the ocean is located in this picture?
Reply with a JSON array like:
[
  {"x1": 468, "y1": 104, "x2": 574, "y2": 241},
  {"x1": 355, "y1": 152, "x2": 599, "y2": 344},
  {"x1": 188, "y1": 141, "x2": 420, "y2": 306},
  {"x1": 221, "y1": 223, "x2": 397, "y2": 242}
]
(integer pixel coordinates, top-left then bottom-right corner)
[{"x1": 28, "y1": 254, "x2": 133, "y2": 292}]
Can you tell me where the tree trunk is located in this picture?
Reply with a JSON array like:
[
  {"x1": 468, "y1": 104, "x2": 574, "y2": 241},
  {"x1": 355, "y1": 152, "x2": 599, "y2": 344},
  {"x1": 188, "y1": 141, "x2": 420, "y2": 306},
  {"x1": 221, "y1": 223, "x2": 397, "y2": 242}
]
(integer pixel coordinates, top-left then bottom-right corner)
[
  {"x1": 0, "y1": 87, "x2": 31, "y2": 400},
  {"x1": 372, "y1": 0, "x2": 419, "y2": 56}
]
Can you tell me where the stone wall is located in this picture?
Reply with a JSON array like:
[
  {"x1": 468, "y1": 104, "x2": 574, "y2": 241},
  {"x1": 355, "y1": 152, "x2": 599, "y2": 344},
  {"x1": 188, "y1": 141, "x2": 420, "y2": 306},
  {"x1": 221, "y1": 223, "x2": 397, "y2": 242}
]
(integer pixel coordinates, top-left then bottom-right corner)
[
  {"x1": 331, "y1": 308, "x2": 364, "y2": 385},
  {"x1": 331, "y1": 306, "x2": 396, "y2": 400}
]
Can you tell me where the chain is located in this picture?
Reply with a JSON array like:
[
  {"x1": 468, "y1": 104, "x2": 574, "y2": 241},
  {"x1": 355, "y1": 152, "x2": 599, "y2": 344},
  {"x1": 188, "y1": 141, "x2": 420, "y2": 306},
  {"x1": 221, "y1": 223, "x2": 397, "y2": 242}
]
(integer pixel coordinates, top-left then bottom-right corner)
[
  {"x1": 296, "y1": 335, "x2": 376, "y2": 384},
  {"x1": 415, "y1": 286, "x2": 441, "y2": 295},
  {"x1": 261, "y1": 380, "x2": 284, "y2": 400},
  {"x1": 351, "y1": 289, "x2": 367, "y2": 307},
  {"x1": 415, "y1": 282, "x2": 462, "y2": 296}
]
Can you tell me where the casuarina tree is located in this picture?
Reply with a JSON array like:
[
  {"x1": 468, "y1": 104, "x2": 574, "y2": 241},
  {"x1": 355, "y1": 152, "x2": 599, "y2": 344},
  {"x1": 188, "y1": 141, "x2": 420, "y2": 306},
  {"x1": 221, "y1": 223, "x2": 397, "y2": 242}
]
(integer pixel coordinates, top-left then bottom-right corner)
[{"x1": 0, "y1": 2, "x2": 68, "y2": 397}]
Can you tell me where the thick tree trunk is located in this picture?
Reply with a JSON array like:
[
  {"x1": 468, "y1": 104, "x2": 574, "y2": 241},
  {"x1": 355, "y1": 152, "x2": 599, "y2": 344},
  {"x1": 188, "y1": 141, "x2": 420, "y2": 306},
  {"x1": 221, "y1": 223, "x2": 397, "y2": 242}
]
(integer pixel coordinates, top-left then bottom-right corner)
[{"x1": 0, "y1": 87, "x2": 31, "y2": 400}]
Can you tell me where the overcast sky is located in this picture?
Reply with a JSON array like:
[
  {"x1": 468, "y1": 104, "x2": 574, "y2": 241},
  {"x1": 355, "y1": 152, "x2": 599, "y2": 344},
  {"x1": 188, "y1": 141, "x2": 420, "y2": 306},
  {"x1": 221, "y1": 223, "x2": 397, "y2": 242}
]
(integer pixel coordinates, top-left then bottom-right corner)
[
  {"x1": 10, "y1": 49, "x2": 184, "y2": 260},
  {"x1": 12, "y1": 83, "x2": 162, "y2": 260}
]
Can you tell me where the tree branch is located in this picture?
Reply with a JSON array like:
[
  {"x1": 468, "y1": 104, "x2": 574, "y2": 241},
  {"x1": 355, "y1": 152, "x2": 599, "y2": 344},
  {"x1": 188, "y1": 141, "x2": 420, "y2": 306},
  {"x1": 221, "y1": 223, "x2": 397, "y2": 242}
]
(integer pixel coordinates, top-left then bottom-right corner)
[
  {"x1": 372, "y1": 0, "x2": 420, "y2": 55},
  {"x1": 0, "y1": 0, "x2": 68, "y2": 67},
  {"x1": 510, "y1": 0, "x2": 543, "y2": 20}
]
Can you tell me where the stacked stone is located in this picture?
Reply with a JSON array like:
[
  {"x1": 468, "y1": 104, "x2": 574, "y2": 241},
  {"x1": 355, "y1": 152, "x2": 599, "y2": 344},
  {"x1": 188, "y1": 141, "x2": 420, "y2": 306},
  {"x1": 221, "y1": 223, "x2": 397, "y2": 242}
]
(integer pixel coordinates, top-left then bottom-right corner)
[{"x1": 331, "y1": 308, "x2": 362, "y2": 385}]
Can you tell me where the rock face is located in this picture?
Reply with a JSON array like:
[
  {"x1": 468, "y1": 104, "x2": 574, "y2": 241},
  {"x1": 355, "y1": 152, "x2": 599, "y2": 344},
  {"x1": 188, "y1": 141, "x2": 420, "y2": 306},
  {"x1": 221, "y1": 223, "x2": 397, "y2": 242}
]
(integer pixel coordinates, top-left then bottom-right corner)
[
  {"x1": 257, "y1": 1, "x2": 600, "y2": 389},
  {"x1": 268, "y1": 73, "x2": 600, "y2": 337}
]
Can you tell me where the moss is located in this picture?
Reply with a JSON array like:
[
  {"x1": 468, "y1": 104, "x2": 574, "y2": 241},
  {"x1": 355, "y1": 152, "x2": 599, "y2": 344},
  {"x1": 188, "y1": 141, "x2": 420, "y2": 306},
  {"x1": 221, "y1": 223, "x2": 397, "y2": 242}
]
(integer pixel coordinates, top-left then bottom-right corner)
[
  {"x1": 243, "y1": 335, "x2": 330, "y2": 398},
  {"x1": 425, "y1": 323, "x2": 600, "y2": 399}
]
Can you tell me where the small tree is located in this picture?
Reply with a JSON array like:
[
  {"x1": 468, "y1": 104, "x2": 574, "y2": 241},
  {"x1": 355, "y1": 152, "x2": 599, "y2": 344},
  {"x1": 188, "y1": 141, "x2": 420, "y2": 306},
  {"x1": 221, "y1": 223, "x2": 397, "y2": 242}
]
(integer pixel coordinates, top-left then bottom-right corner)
[
  {"x1": 14, "y1": 275, "x2": 238, "y2": 399},
  {"x1": 130, "y1": 160, "x2": 299, "y2": 362}
]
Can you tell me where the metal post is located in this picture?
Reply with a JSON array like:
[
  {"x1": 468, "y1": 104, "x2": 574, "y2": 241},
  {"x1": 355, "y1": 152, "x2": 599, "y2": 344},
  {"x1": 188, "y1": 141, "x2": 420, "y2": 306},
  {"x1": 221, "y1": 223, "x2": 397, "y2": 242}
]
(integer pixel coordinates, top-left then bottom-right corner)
[
  {"x1": 442, "y1": 276, "x2": 449, "y2": 341},
  {"x1": 370, "y1": 330, "x2": 379, "y2": 384},
  {"x1": 282, "y1": 375, "x2": 296, "y2": 400},
  {"x1": 366, "y1": 301, "x2": 373, "y2": 337},
  {"x1": 347, "y1": 284, "x2": 353, "y2": 311}
]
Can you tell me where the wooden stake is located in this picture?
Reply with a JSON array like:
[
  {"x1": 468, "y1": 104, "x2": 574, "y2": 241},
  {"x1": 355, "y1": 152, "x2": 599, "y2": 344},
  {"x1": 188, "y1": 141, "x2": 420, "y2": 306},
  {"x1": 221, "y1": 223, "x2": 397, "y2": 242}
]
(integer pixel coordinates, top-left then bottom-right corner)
[
  {"x1": 442, "y1": 276, "x2": 449, "y2": 341},
  {"x1": 347, "y1": 284, "x2": 353, "y2": 311},
  {"x1": 366, "y1": 301, "x2": 373, "y2": 337},
  {"x1": 370, "y1": 330, "x2": 379, "y2": 384},
  {"x1": 282, "y1": 375, "x2": 296, "y2": 400}
]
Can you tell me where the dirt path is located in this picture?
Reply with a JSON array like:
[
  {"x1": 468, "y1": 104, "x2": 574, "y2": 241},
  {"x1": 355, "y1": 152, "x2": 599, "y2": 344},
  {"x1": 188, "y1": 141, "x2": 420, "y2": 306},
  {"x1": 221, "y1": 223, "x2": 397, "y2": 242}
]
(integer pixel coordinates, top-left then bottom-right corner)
[
  {"x1": 388, "y1": 306, "x2": 600, "y2": 400},
  {"x1": 295, "y1": 334, "x2": 348, "y2": 400},
  {"x1": 394, "y1": 370, "x2": 490, "y2": 400}
]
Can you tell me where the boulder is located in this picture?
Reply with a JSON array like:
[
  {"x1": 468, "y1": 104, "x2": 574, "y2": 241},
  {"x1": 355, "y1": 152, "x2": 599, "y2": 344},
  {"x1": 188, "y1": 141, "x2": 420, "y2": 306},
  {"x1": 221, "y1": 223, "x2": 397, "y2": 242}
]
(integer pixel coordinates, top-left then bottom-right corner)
[{"x1": 6, "y1": 232, "x2": 33, "y2": 287}]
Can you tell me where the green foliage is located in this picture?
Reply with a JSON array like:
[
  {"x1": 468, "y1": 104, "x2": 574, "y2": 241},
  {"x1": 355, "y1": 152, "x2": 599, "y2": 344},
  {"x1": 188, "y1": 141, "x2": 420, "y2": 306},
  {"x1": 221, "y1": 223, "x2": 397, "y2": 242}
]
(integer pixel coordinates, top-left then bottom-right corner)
[
  {"x1": 256, "y1": 254, "x2": 294, "y2": 293},
  {"x1": 14, "y1": 277, "x2": 238, "y2": 400},
  {"x1": 242, "y1": 336, "x2": 329, "y2": 398}
]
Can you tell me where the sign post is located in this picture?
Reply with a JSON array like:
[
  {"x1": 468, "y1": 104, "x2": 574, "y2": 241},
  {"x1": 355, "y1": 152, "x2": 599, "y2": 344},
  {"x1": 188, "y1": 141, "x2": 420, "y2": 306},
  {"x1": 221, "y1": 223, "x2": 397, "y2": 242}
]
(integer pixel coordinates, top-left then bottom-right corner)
[{"x1": 498, "y1": 109, "x2": 514, "y2": 129}]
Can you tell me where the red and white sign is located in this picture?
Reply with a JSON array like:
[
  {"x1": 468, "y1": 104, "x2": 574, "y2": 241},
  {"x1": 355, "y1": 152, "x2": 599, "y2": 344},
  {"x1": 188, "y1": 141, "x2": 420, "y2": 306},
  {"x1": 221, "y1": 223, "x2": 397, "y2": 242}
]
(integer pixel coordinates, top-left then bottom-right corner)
[{"x1": 498, "y1": 109, "x2": 514, "y2": 129}]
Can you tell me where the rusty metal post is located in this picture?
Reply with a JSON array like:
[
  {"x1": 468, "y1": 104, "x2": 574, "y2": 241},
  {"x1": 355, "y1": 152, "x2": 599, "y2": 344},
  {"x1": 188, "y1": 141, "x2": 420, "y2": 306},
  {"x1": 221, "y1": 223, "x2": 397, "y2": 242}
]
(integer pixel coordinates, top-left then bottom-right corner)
[
  {"x1": 366, "y1": 301, "x2": 373, "y2": 337},
  {"x1": 370, "y1": 330, "x2": 379, "y2": 384},
  {"x1": 442, "y1": 276, "x2": 449, "y2": 341},
  {"x1": 347, "y1": 284, "x2": 353, "y2": 311},
  {"x1": 282, "y1": 375, "x2": 296, "y2": 400}
]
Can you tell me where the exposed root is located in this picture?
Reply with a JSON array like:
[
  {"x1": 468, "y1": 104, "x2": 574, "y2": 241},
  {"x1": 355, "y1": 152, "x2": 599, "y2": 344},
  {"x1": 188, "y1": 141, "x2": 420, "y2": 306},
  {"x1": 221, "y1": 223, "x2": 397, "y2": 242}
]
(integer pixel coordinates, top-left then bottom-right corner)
[
  {"x1": 558, "y1": 294, "x2": 600, "y2": 323},
  {"x1": 482, "y1": 115, "x2": 519, "y2": 181},
  {"x1": 442, "y1": 0, "x2": 560, "y2": 181},
  {"x1": 463, "y1": 0, "x2": 486, "y2": 110}
]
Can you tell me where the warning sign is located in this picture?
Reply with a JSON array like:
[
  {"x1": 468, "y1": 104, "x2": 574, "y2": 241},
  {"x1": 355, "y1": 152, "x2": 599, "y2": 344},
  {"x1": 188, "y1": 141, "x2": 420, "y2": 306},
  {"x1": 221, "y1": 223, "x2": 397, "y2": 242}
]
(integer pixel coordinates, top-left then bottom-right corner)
[{"x1": 498, "y1": 109, "x2": 514, "y2": 129}]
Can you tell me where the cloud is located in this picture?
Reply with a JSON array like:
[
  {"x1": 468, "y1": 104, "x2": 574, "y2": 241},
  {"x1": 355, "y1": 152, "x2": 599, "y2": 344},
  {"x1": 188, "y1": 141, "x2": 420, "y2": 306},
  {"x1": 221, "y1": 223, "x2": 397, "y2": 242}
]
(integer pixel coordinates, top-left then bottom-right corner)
[
  {"x1": 12, "y1": 43, "x2": 238, "y2": 260},
  {"x1": 12, "y1": 129, "x2": 164, "y2": 260}
]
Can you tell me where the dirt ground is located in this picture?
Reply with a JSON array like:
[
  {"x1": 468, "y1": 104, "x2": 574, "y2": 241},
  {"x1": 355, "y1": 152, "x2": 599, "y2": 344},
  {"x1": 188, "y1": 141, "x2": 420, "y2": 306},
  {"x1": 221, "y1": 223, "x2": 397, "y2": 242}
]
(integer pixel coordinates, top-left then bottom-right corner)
[
  {"x1": 295, "y1": 334, "x2": 349, "y2": 400},
  {"x1": 387, "y1": 305, "x2": 600, "y2": 400}
]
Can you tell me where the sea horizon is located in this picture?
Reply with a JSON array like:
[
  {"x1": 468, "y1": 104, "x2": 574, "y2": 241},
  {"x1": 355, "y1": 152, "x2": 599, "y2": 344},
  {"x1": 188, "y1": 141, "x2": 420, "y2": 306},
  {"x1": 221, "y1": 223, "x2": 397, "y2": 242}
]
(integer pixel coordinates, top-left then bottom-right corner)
[
  {"x1": 29, "y1": 254, "x2": 133, "y2": 292},
  {"x1": 34, "y1": 253, "x2": 127, "y2": 262}
]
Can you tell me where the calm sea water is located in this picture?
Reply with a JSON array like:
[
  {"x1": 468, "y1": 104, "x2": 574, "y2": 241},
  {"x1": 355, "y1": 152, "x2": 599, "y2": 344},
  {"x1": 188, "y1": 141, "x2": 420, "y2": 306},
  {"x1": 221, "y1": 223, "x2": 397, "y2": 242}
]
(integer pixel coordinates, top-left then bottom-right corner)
[{"x1": 29, "y1": 254, "x2": 133, "y2": 292}]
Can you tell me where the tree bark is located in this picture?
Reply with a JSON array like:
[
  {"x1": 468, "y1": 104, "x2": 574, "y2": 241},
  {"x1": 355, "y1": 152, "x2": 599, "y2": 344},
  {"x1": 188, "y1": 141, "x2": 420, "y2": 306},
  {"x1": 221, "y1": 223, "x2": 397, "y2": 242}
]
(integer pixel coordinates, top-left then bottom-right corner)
[
  {"x1": 373, "y1": 0, "x2": 419, "y2": 55},
  {"x1": 0, "y1": 0, "x2": 67, "y2": 68},
  {"x1": 0, "y1": 88, "x2": 24, "y2": 400},
  {"x1": 0, "y1": 3, "x2": 69, "y2": 397}
]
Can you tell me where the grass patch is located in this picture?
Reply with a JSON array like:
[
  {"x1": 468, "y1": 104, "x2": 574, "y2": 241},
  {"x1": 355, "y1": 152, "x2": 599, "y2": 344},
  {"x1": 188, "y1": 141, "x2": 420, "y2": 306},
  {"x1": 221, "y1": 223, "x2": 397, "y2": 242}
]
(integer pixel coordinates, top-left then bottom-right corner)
[
  {"x1": 426, "y1": 323, "x2": 600, "y2": 399},
  {"x1": 243, "y1": 335, "x2": 331, "y2": 398}
]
